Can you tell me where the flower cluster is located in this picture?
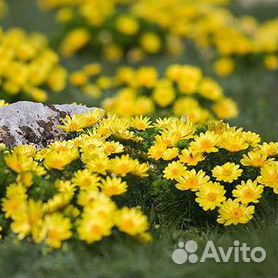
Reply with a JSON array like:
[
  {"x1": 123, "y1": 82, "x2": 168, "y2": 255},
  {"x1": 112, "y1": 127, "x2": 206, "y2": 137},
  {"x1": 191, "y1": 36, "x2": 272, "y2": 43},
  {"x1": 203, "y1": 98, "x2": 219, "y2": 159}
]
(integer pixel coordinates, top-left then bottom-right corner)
[
  {"x1": 101, "y1": 65, "x2": 238, "y2": 123},
  {"x1": 0, "y1": 28, "x2": 68, "y2": 102},
  {"x1": 0, "y1": 110, "x2": 151, "y2": 249},
  {"x1": 0, "y1": 111, "x2": 277, "y2": 247},
  {"x1": 160, "y1": 121, "x2": 278, "y2": 225},
  {"x1": 38, "y1": 0, "x2": 278, "y2": 72},
  {"x1": 69, "y1": 63, "x2": 113, "y2": 99},
  {"x1": 38, "y1": 0, "x2": 185, "y2": 62}
]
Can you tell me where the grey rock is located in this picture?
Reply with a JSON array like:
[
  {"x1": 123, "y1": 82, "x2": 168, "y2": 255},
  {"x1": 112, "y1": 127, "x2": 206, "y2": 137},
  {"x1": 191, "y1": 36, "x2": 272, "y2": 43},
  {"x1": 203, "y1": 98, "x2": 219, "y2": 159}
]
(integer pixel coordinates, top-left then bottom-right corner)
[{"x1": 0, "y1": 101, "x2": 102, "y2": 148}]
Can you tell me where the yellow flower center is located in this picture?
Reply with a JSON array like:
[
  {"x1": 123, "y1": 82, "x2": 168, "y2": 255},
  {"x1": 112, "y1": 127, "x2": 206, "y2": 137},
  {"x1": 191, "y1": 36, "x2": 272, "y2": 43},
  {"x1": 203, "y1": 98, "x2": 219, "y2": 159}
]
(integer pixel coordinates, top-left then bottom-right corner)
[
  {"x1": 200, "y1": 139, "x2": 213, "y2": 150},
  {"x1": 231, "y1": 208, "x2": 243, "y2": 219},
  {"x1": 244, "y1": 189, "x2": 255, "y2": 199},
  {"x1": 223, "y1": 169, "x2": 232, "y2": 176},
  {"x1": 171, "y1": 168, "x2": 180, "y2": 176},
  {"x1": 207, "y1": 193, "x2": 217, "y2": 202}
]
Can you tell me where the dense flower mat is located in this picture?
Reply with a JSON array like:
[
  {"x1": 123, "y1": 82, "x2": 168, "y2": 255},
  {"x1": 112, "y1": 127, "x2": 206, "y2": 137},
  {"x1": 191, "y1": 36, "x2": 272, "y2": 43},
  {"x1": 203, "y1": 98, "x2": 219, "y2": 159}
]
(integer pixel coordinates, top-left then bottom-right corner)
[
  {"x1": 38, "y1": 0, "x2": 278, "y2": 73},
  {"x1": 0, "y1": 32, "x2": 239, "y2": 123},
  {"x1": 0, "y1": 28, "x2": 67, "y2": 102},
  {"x1": 0, "y1": 110, "x2": 277, "y2": 249},
  {"x1": 69, "y1": 64, "x2": 238, "y2": 123}
]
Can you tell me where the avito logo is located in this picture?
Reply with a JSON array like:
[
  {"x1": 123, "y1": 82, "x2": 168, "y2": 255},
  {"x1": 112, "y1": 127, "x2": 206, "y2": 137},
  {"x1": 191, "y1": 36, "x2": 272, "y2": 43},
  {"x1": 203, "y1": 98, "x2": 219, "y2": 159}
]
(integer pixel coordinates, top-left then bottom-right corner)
[{"x1": 172, "y1": 240, "x2": 266, "y2": 264}]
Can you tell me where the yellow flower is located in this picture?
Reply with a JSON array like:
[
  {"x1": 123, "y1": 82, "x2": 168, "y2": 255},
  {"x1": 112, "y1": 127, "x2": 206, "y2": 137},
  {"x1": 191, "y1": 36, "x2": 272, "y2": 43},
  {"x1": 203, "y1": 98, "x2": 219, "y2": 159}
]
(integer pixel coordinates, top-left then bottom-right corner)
[
  {"x1": 131, "y1": 162, "x2": 149, "y2": 178},
  {"x1": 177, "y1": 66, "x2": 202, "y2": 94},
  {"x1": 116, "y1": 207, "x2": 148, "y2": 236},
  {"x1": 176, "y1": 169, "x2": 210, "y2": 192},
  {"x1": 198, "y1": 78, "x2": 223, "y2": 101},
  {"x1": 241, "y1": 131, "x2": 261, "y2": 147},
  {"x1": 16, "y1": 172, "x2": 34, "y2": 187},
  {"x1": 2, "y1": 183, "x2": 27, "y2": 218},
  {"x1": 131, "y1": 116, "x2": 153, "y2": 131},
  {"x1": 78, "y1": 213, "x2": 113, "y2": 244},
  {"x1": 61, "y1": 28, "x2": 90, "y2": 57},
  {"x1": 59, "y1": 110, "x2": 104, "y2": 133},
  {"x1": 140, "y1": 32, "x2": 161, "y2": 54},
  {"x1": 259, "y1": 142, "x2": 278, "y2": 157},
  {"x1": 86, "y1": 156, "x2": 110, "y2": 175},
  {"x1": 44, "y1": 145, "x2": 79, "y2": 170},
  {"x1": 162, "y1": 148, "x2": 179, "y2": 161},
  {"x1": 213, "y1": 98, "x2": 239, "y2": 119},
  {"x1": 103, "y1": 44, "x2": 123, "y2": 63},
  {"x1": 70, "y1": 71, "x2": 88, "y2": 87},
  {"x1": 104, "y1": 141, "x2": 124, "y2": 155},
  {"x1": 196, "y1": 182, "x2": 226, "y2": 210},
  {"x1": 116, "y1": 15, "x2": 139, "y2": 35},
  {"x1": 11, "y1": 199, "x2": 44, "y2": 241},
  {"x1": 72, "y1": 169, "x2": 100, "y2": 190},
  {"x1": 43, "y1": 213, "x2": 72, "y2": 248},
  {"x1": 217, "y1": 199, "x2": 255, "y2": 226},
  {"x1": 163, "y1": 161, "x2": 187, "y2": 181},
  {"x1": 153, "y1": 80, "x2": 176, "y2": 107},
  {"x1": 110, "y1": 155, "x2": 137, "y2": 177},
  {"x1": 214, "y1": 57, "x2": 235, "y2": 77},
  {"x1": 240, "y1": 151, "x2": 268, "y2": 167},
  {"x1": 83, "y1": 63, "x2": 102, "y2": 76},
  {"x1": 135, "y1": 67, "x2": 158, "y2": 88},
  {"x1": 101, "y1": 177, "x2": 128, "y2": 196},
  {"x1": 218, "y1": 131, "x2": 249, "y2": 152},
  {"x1": 264, "y1": 55, "x2": 278, "y2": 71},
  {"x1": 4, "y1": 153, "x2": 37, "y2": 173},
  {"x1": 190, "y1": 131, "x2": 219, "y2": 153},
  {"x1": 257, "y1": 161, "x2": 278, "y2": 194},
  {"x1": 179, "y1": 149, "x2": 204, "y2": 166},
  {"x1": 232, "y1": 180, "x2": 264, "y2": 204},
  {"x1": 0, "y1": 99, "x2": 9, "y2": 107},
  {"x1": 212, "y1": 162, "x2": 243, "y2": 183},
  {"x1": 58, "y1": 114, "x2": 86, "y2": 133}
]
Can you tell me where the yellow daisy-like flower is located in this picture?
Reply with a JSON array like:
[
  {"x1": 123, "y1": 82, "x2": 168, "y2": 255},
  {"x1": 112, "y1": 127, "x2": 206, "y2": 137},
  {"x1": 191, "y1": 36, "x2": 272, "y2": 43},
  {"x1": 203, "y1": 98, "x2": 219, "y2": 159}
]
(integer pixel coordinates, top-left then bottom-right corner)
[
  {"x1": 104, "y1": 141, "x2": 124, "y2": 156},
  {"x1": 212, "y1": 162, "x2": 243, "y2": 183},
  {"x1": 101, "y1": 177, "x2": 128, "y2": 196},
  {"x1": 162, "y1": 147, "x2": 179, "y2": 161},
  {"x1": 163, "y1": 161, "x2": 187, "y2": 181},
  {"x1": 148, "y1": 143, "x2": 167, "y2": 160},
  {"x1": 257, "y1": 161, "x2": 278, "y2": 194},
  {"x1": 78, "y1": 213, "x2": 113, "y2": 244},
  {"x1": 232, "y1": 180, "x2": 264, "y2": 204},
  {"x1": 179, "y1": 149, "x2": 204, "y2": 166},
  {"x1": 58, "y1": 114, "x2": 86, "y2": 133},
  {"x1": 116, "y1": 207, "x2": 149, "y2": 236},
  {"x1": 175, "y1": 169, "x2": 210, "y2": 192},
  {"x1": 43, "y1": 213, "x2": 72, "y2": 248},
  {"x1": 72, "y1": 169, "x2": 100, "y2": 190},
  {"x1": 259, "y1": 142, "x2": 278, "y2": 157},
  {"x1": 217, "y1": 199, "x2": 255, "y2": 226},
  {"x1": 241, "y1": 131, "x2": 261, "y2": 147},
  {"x1": 218, "y1": 131, "x2": 249, "y2": 152},
  {"x1": 131, "y1": 116, "x2": 153, "y2": 131},
  {"x1": 214, "y1": 57, "x2": 235, "y2": 77},
  {"x1": 212, "y1": 98, "x2": 239, "y2": 120},
  {"x1": 196, "y1": 182, "x2": 226, "y2": 211},
  {"x1": 110, "y1": 155, "x2": 137, "y2": 177},
  {"x1": 190, "y1": 131, "x2": 219, "y2": 153},
  {"x1": 240, "y1": 151, "x2": 268, "y2": 167},
  {"x1": 86, "y1": 156, "x2": 110, "y2": 175}
]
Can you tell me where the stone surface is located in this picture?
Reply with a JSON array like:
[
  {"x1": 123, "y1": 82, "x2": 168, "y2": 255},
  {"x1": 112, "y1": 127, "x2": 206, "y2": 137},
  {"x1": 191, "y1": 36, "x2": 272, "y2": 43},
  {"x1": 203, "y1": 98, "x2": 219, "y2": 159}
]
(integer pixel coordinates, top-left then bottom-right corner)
[{"x1": 0, "y1": 101, "x2": 101, "y2": 148}]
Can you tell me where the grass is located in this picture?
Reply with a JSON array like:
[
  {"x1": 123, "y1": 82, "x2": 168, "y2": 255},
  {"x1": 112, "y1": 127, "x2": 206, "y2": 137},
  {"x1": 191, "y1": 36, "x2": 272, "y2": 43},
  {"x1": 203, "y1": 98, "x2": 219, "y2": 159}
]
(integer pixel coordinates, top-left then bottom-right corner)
[{"x1": 0, "y1": 0, "x2": 278, "y2": 277}]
